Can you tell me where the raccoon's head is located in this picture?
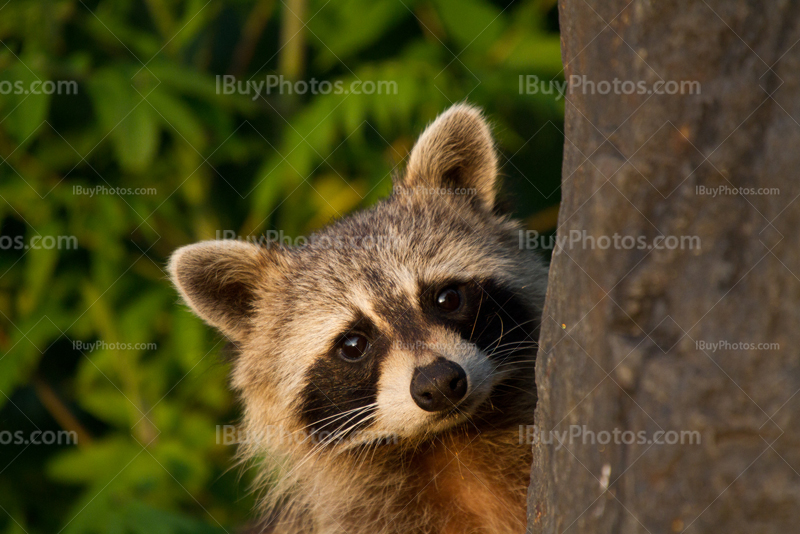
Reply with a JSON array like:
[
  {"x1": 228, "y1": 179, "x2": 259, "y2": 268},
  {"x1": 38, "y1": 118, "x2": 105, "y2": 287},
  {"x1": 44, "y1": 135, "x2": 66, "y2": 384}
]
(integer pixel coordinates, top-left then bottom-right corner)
[{"x1": 169, "y1": 104, "x2": 547, "y2": 450}]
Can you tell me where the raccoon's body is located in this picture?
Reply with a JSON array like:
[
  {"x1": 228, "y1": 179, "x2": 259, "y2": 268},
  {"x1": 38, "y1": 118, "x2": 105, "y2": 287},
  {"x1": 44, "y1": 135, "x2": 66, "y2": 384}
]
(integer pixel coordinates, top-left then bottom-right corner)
[{"x1": 170, "y1": 104, "x2": 548, "y2": 534}]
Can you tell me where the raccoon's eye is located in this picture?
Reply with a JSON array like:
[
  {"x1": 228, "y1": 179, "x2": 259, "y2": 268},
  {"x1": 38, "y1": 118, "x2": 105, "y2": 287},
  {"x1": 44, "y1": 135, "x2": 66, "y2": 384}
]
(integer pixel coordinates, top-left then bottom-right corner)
[
  {"x1": 435, "y1": 287, "x2": 462, "y2": 312},
  {"x1": 339, "y1": 333, "x2": 370, "y2": 362}
]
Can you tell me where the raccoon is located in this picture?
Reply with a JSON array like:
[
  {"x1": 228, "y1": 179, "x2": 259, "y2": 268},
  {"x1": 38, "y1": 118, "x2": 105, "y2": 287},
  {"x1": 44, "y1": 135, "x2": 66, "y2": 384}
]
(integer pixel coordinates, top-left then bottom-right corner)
[{"x1": 169, "y1": 104, "x2": 548, "y2": 534}]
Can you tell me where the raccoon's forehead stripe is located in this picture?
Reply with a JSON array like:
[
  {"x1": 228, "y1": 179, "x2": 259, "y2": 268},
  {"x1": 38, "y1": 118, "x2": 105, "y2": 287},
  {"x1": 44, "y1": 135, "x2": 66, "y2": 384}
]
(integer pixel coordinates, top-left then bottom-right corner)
[{"x1": 371, "y1": 297, "x2": 426, "y2": 345}]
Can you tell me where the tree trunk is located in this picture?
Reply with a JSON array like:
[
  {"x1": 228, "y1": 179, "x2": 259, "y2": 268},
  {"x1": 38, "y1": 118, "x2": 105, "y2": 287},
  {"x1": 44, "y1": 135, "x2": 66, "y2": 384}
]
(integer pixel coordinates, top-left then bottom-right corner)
[{"x1": 528, "y1": 1, "x2": 800, "y2": 533}]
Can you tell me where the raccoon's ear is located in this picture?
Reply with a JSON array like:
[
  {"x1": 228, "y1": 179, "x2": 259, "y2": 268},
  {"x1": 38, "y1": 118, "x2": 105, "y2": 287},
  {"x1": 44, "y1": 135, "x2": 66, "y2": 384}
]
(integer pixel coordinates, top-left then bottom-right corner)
[
  {"x1": 168, "y1": 240, "x2": 270, "y2": 343},
  {"x1": 399, "y1": 103, "x2": 499, "y2": 211}
]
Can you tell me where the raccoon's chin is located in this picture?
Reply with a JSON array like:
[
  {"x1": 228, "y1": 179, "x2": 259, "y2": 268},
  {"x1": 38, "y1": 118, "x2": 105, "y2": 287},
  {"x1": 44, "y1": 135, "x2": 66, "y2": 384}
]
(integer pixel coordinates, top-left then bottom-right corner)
[
  {"x1": 424, "y1": 411, "x2": 471, "y2": 434},
  {"x1": 417, "y1": 388, "x2": 491, "y2": 435}
]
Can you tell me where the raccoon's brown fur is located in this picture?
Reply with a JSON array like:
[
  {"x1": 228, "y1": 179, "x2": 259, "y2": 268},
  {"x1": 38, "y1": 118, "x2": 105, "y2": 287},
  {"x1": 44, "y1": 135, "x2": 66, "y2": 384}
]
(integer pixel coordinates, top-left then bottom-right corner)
[{"x1": 169, "y1": 104, "x2": 548, "y2": 534}]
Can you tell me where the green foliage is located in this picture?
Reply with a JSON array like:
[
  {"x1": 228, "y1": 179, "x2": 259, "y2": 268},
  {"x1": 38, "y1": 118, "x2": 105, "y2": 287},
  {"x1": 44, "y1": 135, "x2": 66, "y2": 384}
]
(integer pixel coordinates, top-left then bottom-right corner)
[{"x1": 0, "y1": 0, "x2": 563, "y2": 531}]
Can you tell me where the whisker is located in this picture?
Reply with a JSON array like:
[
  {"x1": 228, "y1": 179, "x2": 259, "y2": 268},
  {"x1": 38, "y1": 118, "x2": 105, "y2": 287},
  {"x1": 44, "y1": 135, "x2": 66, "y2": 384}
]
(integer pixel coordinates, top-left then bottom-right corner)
[
  {"x1": 298, "y1": 401, "x2": 379, "y2": 431},
  {"x1": 482, "y1": 320, "x2": 539, "y2": 346},
  {"x1": 309, "y1": 404, "x2": 378, "y2": 439},
  {"x1": 289, "y1": 404, "x2": 378, "y2": 473},
  {"x1": 468, "y1": 289, "x2": 486, "y2": 343}
]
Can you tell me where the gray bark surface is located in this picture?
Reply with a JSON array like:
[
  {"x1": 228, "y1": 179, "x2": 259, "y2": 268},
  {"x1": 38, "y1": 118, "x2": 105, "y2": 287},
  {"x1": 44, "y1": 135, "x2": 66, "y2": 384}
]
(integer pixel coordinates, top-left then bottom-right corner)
[{"x1": 528, "y1": 1, "x2": 800, "y2": 533}]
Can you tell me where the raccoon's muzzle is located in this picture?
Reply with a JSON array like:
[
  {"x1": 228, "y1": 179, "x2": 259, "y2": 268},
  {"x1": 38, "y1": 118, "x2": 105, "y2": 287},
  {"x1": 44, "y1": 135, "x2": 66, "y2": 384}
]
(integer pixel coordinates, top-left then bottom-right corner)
[{"x1": 410, "y1": 358, "x2": 468, "y2": 412}]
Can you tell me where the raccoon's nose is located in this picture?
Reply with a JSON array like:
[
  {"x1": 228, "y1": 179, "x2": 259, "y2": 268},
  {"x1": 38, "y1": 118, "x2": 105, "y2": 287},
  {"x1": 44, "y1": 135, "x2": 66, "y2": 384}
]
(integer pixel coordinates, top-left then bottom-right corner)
[{"x1": 410, "y1": 358, "x2": 468, "y2": 412}]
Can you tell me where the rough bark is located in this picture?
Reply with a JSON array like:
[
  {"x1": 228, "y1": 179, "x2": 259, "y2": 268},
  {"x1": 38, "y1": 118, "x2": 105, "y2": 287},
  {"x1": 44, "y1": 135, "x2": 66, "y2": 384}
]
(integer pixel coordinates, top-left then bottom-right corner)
[{"x1": 528, "y1": 1, "x2": 800, "y2": 533}]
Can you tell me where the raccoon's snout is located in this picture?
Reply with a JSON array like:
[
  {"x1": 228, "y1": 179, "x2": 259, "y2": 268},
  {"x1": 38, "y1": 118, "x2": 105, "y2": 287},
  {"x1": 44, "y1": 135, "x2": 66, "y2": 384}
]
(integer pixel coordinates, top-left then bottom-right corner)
[{"x1": 410, "y1": 358, "x2": 468, "y2": 412}]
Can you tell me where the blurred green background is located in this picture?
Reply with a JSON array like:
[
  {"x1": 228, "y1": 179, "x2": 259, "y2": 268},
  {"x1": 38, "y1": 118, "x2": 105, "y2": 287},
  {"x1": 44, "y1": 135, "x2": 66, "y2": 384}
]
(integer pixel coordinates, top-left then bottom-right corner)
[{"x1": 0, "y1": 0, "x2": 563, "y2": 532}]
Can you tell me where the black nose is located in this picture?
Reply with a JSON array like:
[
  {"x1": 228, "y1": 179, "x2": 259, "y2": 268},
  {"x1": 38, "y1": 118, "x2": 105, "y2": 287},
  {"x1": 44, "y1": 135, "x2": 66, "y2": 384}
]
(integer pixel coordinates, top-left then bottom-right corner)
[{"x1": 410, "y1": 358, "x2": 468, "y2": 412}]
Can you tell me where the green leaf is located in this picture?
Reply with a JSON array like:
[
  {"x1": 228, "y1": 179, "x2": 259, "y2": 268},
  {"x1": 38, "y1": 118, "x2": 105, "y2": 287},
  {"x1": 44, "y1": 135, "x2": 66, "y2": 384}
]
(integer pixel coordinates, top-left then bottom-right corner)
[
  {"x1": 48, "y1": 437, "x2": 141, "y2": 484},
  {"x1": 19, "y1": 224, "x2": 62, "y2": 316},
  {"x1": 123, "y1": 501, "x2": 224, "y2": 534},
  {"x1": 503, "y1": 34, "x2": 564, "y2": 73},
  {"x1": 431, "y1": 0, "x2": 506, "y2": 51},
  {"x1": 88, "y1": 68, "x2": 159, "y2": 173},
  {"x1": 0, "y1": 62, "x2": 51, "y2": 144},
  {"x1": 146, "y1": 87, "x2": 207, "y2": 149},
  {"x1": 310, "y1": 0, "x2": 409, "y2": 69}
]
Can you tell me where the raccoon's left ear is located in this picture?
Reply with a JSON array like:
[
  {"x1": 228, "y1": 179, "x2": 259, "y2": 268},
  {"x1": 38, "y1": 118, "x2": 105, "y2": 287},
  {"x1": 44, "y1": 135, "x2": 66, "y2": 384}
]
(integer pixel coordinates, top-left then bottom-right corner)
[
  {"x1": 168, "y1": 240, "x2": 278, "y2": 343},
  {"x1": 399, "y1": 103, "x2": 499, "y2": 211}
]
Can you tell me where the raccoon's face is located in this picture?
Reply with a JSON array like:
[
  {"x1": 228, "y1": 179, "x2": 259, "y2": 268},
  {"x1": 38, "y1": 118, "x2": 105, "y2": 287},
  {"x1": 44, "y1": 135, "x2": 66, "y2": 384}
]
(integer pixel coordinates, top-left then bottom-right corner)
[{"x1": 169, "y1": 104, "x2": 547, "y2": 449}]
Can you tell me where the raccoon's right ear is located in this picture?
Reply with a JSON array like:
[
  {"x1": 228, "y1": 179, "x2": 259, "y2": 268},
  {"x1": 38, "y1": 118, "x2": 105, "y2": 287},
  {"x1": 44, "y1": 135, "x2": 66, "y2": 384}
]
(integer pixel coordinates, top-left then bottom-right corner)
[
  {"x1": 398, "y1": 103, "x2": 499, "y2": 212},
  {"x1": 168, "y1": 240, "x2": 275, "y2": 343}
]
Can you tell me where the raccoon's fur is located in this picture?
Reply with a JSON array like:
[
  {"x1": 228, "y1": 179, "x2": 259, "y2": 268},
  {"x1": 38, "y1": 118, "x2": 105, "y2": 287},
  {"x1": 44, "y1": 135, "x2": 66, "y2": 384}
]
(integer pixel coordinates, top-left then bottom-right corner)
[{"x1": 169, "y1": 104, "x2": 548, "y2": 534}]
